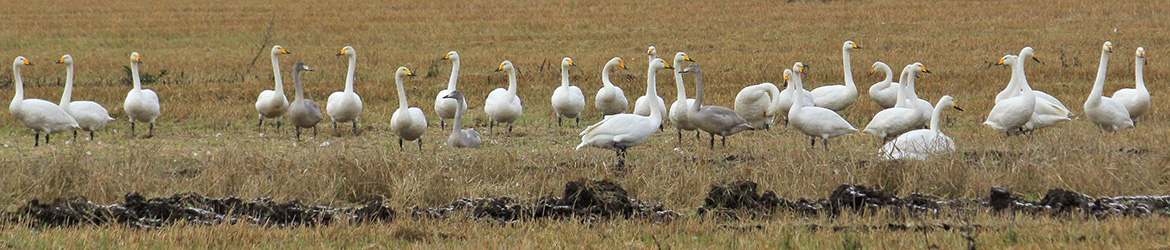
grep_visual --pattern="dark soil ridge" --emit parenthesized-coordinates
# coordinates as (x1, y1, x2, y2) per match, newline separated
(408, 179, 680, 223)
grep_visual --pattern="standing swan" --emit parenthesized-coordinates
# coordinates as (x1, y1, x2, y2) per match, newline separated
(880, 95, 963, 160)
(9, 56, 78, 146)
(1112, 47, 1150, 126)
(1000, 49, 1071, 132)
(551, 57, 585, 126)
(668, 52, 699, 140)
(863, 64, 929, 142)
(434, 51, 465, 129)
(733, 82, 781, 130)
(123, 52, 161, 138)
(903, 62, 934, 127)
(788, 62, 857, 149)
(984, 55, 1036, 135)
(443, 90, 481, 148)
(486, 60, 523, 134)
(390, 67, 427, 150)
(682, 64, 755, 149)
(634, 46, 667, 124)
(867, 61, 902, 109)
(255, 45, 291, 131)
(577, 58, 672, 166)
(57, 55, 114, 141)
(327, 46, 363, 136)
(287, 62, 322, 140)
(1084, 41, 1134, 132)
(776, 69, 815, 126)
(810, 41, 862, 111)
(595, 57, 629, 115)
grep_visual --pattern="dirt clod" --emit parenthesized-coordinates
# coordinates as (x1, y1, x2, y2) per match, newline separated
(410, 179, 679, 223)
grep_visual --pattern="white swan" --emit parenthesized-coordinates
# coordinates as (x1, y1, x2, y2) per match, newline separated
(776, 69, 815, 125)
(668, 52, 699, 140)
(486, 60, 523, 134)
(984, 55, 1036, 135)
(327, 46, 363, 136)
(634, 46, 667, 123)
(434, 51, 465, 129)
(863, 64, 927, 142)
(902, 62, 934, 127)
(1084, 41, 1134, 132)
(123, 52, 161, 138)
(867, 61, 902, 109)
(734, 82, 780, 130)
(390, 67, 427, 150)
(551, 57, 585, 126)
(287, 62, 322, 140)
(682, 64, 755, 149)
(577, 58, 671, 165)
(810, 41, 862, 111)
(595, 57, 629, 116)
(57, 55, 113, 141)
(1004, 48, 1071, 132)
(443, 90, 481, 149)
(1112, 47, 1150, 125)
(788, 62, 857, 149)
(9, 56, 78, 146)
(881, 95, 963, 160)
(255, 45, 290, 131)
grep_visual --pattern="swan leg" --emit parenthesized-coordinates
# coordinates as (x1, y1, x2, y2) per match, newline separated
(696, 131, 701, 141)
(146, 122, 154, 138)
(258, 116, 263, 130)
(809, 136, 816, 148)
(721, 135, 727, 148)
(313, 126, 318, 137)
(90, 131, 95, 141)
(558, 116, 563, 127)
(295, 127, 302, 141)
(677, 129, 682, 142)
(276, 119, 282, 131)
(34, 132, 40, 147)
(508, 123, 513, 134)
(130, 121, 136, 137)
(73, 131, 78, 142)
(46, 133, 51, 145)
(440, 119, 446, 130)
(576, 117, 580, 126)
(489, 120, 495, 134)
(352, 121, 359, 136)
(709, 132, 715, 150)
(398, 138, 404, 151)
(418, 138, 423, 151)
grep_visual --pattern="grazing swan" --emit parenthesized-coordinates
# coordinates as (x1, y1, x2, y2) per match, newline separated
(734, 82, 781, 130)
(9, 56, 78, 146)
(327, 46, 363, 136)
(123, 52, 161, 138)
(287, 62, 322, 140)
(810, 41, 862, 111)
(443, 90, 481, 148)
(668, 52, 699, 140)
(434, 51, 465, 129)
(255, 45, 291, 131)
(634, 47, 667, 123)
(577, 58, 672, 165)
(390, 67, 426, 150)
(57, 55, 113, 141)
(984, 55, 1036, 135)
(682, 64, 755, 149)
(595, 57, 629, 115)
(1112, 47, 1150, 125)
(1084, 42, 1134, 132)
(788, 62, 857, 149)
(486, 60, 523, 134)
(776, 69, 815, 125)
(881, 95, 963, 160)
(868, 61, 902, 109)
(551, 57, 585, 126)
(1001, 49, 1071, 132)
(863, 64, 928, 142)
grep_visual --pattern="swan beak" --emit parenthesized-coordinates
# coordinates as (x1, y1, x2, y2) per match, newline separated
(663, 62, 673, 69)
(57, 58, 65, 64)
(337, 48, 347, 56)
(619, 62, 627, 70)
(134, 55, 141, 63)
(495, 64, 504, 72)
(996, 58, 1006, 66)
(442, 54, 451, 60)
(1138, 49, 1145, 58)
(783, 75, 789, 85)
(853, 44, 862, 49)
(1106, 45, 1113, 53)
(647, 48, 655, 55)
(1031, 56, 1041, 64)
(280, 48, 290, 54)
(22, 58, 33, 66)
(684, 55, 694, 62)
(954, 105, 964, 111)
(568, 59, 576, 67)
(406, 69, 416, 76)
(920, 66, 932, 73)
(867, 68, 874, 77)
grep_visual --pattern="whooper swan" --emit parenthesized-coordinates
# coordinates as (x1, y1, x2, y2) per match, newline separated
(551, 57, 585, 126)
(123, 52, 161, 138)
(486, 60, 523, 134)
(867, 61, 902, 109)
(668, 52, 699, 140)
(810, 41, 862, 111)
(595, 57, 629, 116)
(1112, 47, 1150, 126)
(788, 62, 857, 149)
(57, 55, 113, 141)
(326, 46, 363, 136)
(10, 56, 78, 146)
(287, 62, 322, 140)
(255, 45, 290, 131)
(577, 58, 672, 166)
(434, 51, 465, 129)
(390, 67, 427, 150)
(1084, 41, 1134, 132)
(443, 90, 481, 149)
(863, 63, 929, 142)
(880, 95, 963, 160)
(682, 64, 755, 149)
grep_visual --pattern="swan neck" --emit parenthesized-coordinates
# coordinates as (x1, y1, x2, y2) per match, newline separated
(396, 72, 409, 110)
(895, 67, 910, 107)
(601, 62, 614, 87)
(132, 61, 142, 90)
(689, 70, 702, 114)
(272, 52, 284, 94)
(647, 68, 662, 120)
(453, 97, 465, 131)
(344, 53, 356, 93)
(788, 73, 804, 117)
(293, 68, 305, 100)
(1089, 50, 1110, 102)
(506, 67, 518, 97)
(881, 65, 893, 83)
(766, 84, 782, 115)
(11, 63, 24, 114)
(842, 48, 855, 88)
(1016, 57, 1032, 92)
(61, 61, 74, 107)
(447, 57, 460, 91)
(561, 64, 570, 88)
(905, 69, 920, 100)
(1136, 56, 1145, 90)
(930, 101, 944, 133)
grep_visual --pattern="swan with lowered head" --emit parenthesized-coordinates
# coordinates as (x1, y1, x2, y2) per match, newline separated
(326, 46, 363, 136)
(734, 78, 781, 130)
(634, 46, 667, 124)
(287, 61, 322, 140)
(255, 45, 291, 131)
(867, 61, 902, 109)
(551, 57, 585, 126)
(577, 58, 672, 165)
(863, 63, 929, 142)
(1112, 47, 1150, 126)
(443, 90, 481, 148)
(788, 62, 857, 149)
(595, 57, 629, 115)
(984, 55, 1036, 135)
(1084, 41, 1134, 132)
(881, 95, 963, 160)
(390, 67, 427, 150)
(682, 64, 755, 149)
(434, 51, 466, 129)
(810, 41, 862, 111)
(486, 60, 524, 134)
(668, 52, 699, 140)
(10, 56, 78, 146)
(57, 54, 113, 141)
(123, 52, 161, 138)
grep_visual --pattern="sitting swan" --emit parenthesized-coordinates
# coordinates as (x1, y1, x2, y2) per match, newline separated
(551, 57, 585, 126)
(984, 55, 1036, 135)
(10, 56, 78, 146)
(734, 81, 781, 130)
(287, 62, 322, 140)
(881, 95, 963, 160)
(434, 51, 465, 129)
(682, 64, 755, 149)
(486, 60, 523, 134)
(390, 67, 427, 150)
(868, 61, 902, 109)
(788, 62, 857, 149)
(577, 58, 672, 165)
(327, 46, 363, 136)
(57, 55, 114, 141)
(443, 90, 481, 149)
(255, 45, 291, 131)
(1112, 47, 1150, 126)
(123, 52, 161, 138)
(1084, 41, 1134, 132)
(634, 46, 667, 124)
(810, 41, 862, 111)
(595, 57, 629, 116)
(668, 52, 699, 140)
(864, 63, 929, 142)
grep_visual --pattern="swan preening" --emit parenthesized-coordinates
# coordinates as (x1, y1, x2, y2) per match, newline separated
(810, 41, 862, 111)
(668, 52, 699, 140)
(123, 52, 161, 138)
(595, 57, 629, 116)
(881, 95, 963, 160)
(681, 64, 754, 149)
(435, 51, 465, 129)
(734, 82, 781, 130)
(577, 58, 672, 165)
(864, 63, 930, 142)
(390, 67, 426, 150)
(487, 60, 523, 134)
(327, 46, 364, 136)
(287, 61, 322, 140)
(1084, 41, 1135, 132)
(10, 56, 79, 146)
(57, 55, 114, 141)
(1112, 47, 1150, 126)
(788, 62, 858, 149)
(551, 57, 584, 126)
(255, 45, 291, 131)
(443, 90, 481, 148)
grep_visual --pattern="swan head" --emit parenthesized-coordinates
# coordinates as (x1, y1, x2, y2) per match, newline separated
(561, 57, 576, 67)
(495, 60, 515, 72)
(1136, 47, 1145, 58)
(57, 54, 73, 65)
(782, 69, 793, 87)
(272, 45, 289, 55)
(337, 46, 355, 57)
(647, 46, 657, 57)
(997, 55, 1018, 67)
(442, 90, 465, 100)
(650, 58, 672, 71)
(396, 66, 416, 77)
(1019, 47, 1040, 63)
(609, 57, 628, 70)
(129, 52, 142, 64)
(294, 61, 313, 72)
(917, 63, 932, 74)
(1102, 41, 1113, 53)
(844, 41, 862, 50)
(793, 62, 806, 74)
(442, 51, 459, 61)
(674, 52, 694, 63)
(869, 61, 887, 77)
(940, 95, 963, 111)
(679, 64, 700, 74)
(14, 56, 32, 67)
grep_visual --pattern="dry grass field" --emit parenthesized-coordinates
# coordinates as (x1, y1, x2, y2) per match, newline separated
(3, 0, 1170, 248)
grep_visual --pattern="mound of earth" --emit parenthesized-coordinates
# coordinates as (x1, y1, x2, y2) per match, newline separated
(411, 179, 679, 223)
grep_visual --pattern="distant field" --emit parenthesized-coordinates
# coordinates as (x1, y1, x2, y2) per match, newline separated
(2, 0, 1169, 248)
